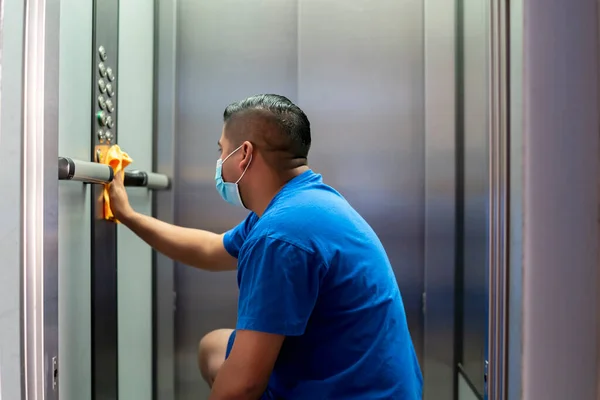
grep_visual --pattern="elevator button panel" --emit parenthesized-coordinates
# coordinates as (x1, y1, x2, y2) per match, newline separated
(92, 6, 121, 397)
(94, 44, 116, 144)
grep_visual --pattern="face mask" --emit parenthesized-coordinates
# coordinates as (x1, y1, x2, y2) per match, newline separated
(215, 144, 252, 208)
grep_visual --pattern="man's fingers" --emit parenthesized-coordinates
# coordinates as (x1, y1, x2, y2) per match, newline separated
(113, 170, 124, 184)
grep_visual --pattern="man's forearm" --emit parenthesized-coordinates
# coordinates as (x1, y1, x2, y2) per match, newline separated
(120, 211, 230, 271)
(209, 359, 267, 400)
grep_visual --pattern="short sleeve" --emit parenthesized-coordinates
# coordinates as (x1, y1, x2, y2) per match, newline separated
(223, 213, 258, 258)
(236, 236, 323, 336)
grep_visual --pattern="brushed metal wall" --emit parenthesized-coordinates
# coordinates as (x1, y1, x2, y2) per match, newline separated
(174, 1, 299, 398)
(58, 0, 93, 398)
(173, 1, 425, 398)
(0, 1, 25, 399)
(422, 1, 457, 399)
(296, 0, 425, 367)
(460, 0, 489, 394)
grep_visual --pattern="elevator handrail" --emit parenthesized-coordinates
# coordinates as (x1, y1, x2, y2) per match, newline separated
(123, 170, 171, 190)
(58, 157, 171, 190)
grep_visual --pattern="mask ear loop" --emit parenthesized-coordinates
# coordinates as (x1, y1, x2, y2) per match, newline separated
(235, 154, 252, 184)
(222, 143, 245, 164)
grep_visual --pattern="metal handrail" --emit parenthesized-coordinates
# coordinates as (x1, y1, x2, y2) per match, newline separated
(58, 157, 170, 190)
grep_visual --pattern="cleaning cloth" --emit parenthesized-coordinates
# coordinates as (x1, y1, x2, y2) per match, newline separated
(103, 144, 132, 222)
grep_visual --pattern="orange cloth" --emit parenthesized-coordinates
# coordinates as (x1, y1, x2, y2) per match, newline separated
(103, 144, 133, 222)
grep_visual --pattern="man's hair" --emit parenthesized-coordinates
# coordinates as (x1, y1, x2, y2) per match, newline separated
(223, 94, 311, 164)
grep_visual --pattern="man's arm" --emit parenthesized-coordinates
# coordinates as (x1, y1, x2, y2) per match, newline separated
(209, 330, 284, 400)
(109, 171, 236, 271)
(121, 212, 236, 271)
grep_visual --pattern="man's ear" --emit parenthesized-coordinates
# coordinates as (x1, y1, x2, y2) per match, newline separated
(240, 141, 253, 168)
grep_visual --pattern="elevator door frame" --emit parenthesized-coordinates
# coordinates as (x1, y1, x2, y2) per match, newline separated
(21, 0, 60, 398)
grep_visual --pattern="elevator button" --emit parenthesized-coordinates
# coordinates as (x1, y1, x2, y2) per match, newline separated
(99, 46, 107, 61)
(97, 130, 106, 142)
(106, 116, 114, 129)
(99, 62, 107, 77)
(106, 68, 115, 82)
(98, 95, 106, 110)
(106, 99, 114, 113)
(106, 83, 115, 97)
(98, 79, 107, 93)
(96, 111, 107, 126)
(105, 131, 113, 142)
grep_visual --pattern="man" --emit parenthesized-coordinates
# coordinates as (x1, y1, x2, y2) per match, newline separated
(108, 94, 423, 399)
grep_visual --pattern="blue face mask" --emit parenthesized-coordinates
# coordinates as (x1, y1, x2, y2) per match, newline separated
(215, 144, 252, 208)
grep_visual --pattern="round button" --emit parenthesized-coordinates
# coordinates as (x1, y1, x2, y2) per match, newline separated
(99, 46, 107, 61)
(99, 62, 107, 77)
(98, 79, 106, 93)
(105, 131, 113, 142)
(106, 83, 115, 97)
(96, 111, 107, 126)
(106, 99, 114, 113)
(97, 130, 106, 142)
(106, 116, 114, 129)
(98, 95, 106, 110)
(106, 68, 115, 82)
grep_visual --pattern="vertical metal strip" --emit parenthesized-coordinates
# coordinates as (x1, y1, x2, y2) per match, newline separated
(22, 1, 46, 397)
(152, 0, 177, 398)
(90, 0, 120, 398)
(488, 0, 509, 398)
(423, 0, 457, 398)
(22, 0, 60, 398)
(488, 0, 495, 397)
(151, 2, 159, 397)
(453, 2, 466, 398)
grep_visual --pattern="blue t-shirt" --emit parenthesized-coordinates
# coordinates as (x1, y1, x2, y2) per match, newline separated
(223, 170, 423, 399)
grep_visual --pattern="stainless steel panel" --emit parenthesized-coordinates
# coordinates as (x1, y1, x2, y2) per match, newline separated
(460, 0, 490, 394)
(423, 0, 457, 399)
(297, 0, 425, 363)
(174, 2, 298, 398)
(488, 1, 509, 398)
(117, 0, 155, 397)
(153, 0, 177, 398)
(0, 1, 25, 399)
(507, 0, 523, 398)
(58, 0, 94, 399)
(91, 1, 120, 399)
(522, 1, 599, 399)
(459, 373, 481, 400)
(22, 0, 60, 398)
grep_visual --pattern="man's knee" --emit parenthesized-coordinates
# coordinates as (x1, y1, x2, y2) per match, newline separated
(198, 329, 234, 387)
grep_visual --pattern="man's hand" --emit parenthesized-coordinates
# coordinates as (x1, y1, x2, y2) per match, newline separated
(209, 330, 284, 400)
(108, 171, 134, 221)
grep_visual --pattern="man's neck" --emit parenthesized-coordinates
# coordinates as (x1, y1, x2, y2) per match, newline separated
(252, 166, 310, 217)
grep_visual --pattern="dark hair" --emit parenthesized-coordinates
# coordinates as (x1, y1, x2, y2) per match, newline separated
(223, 94, 311, 160)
